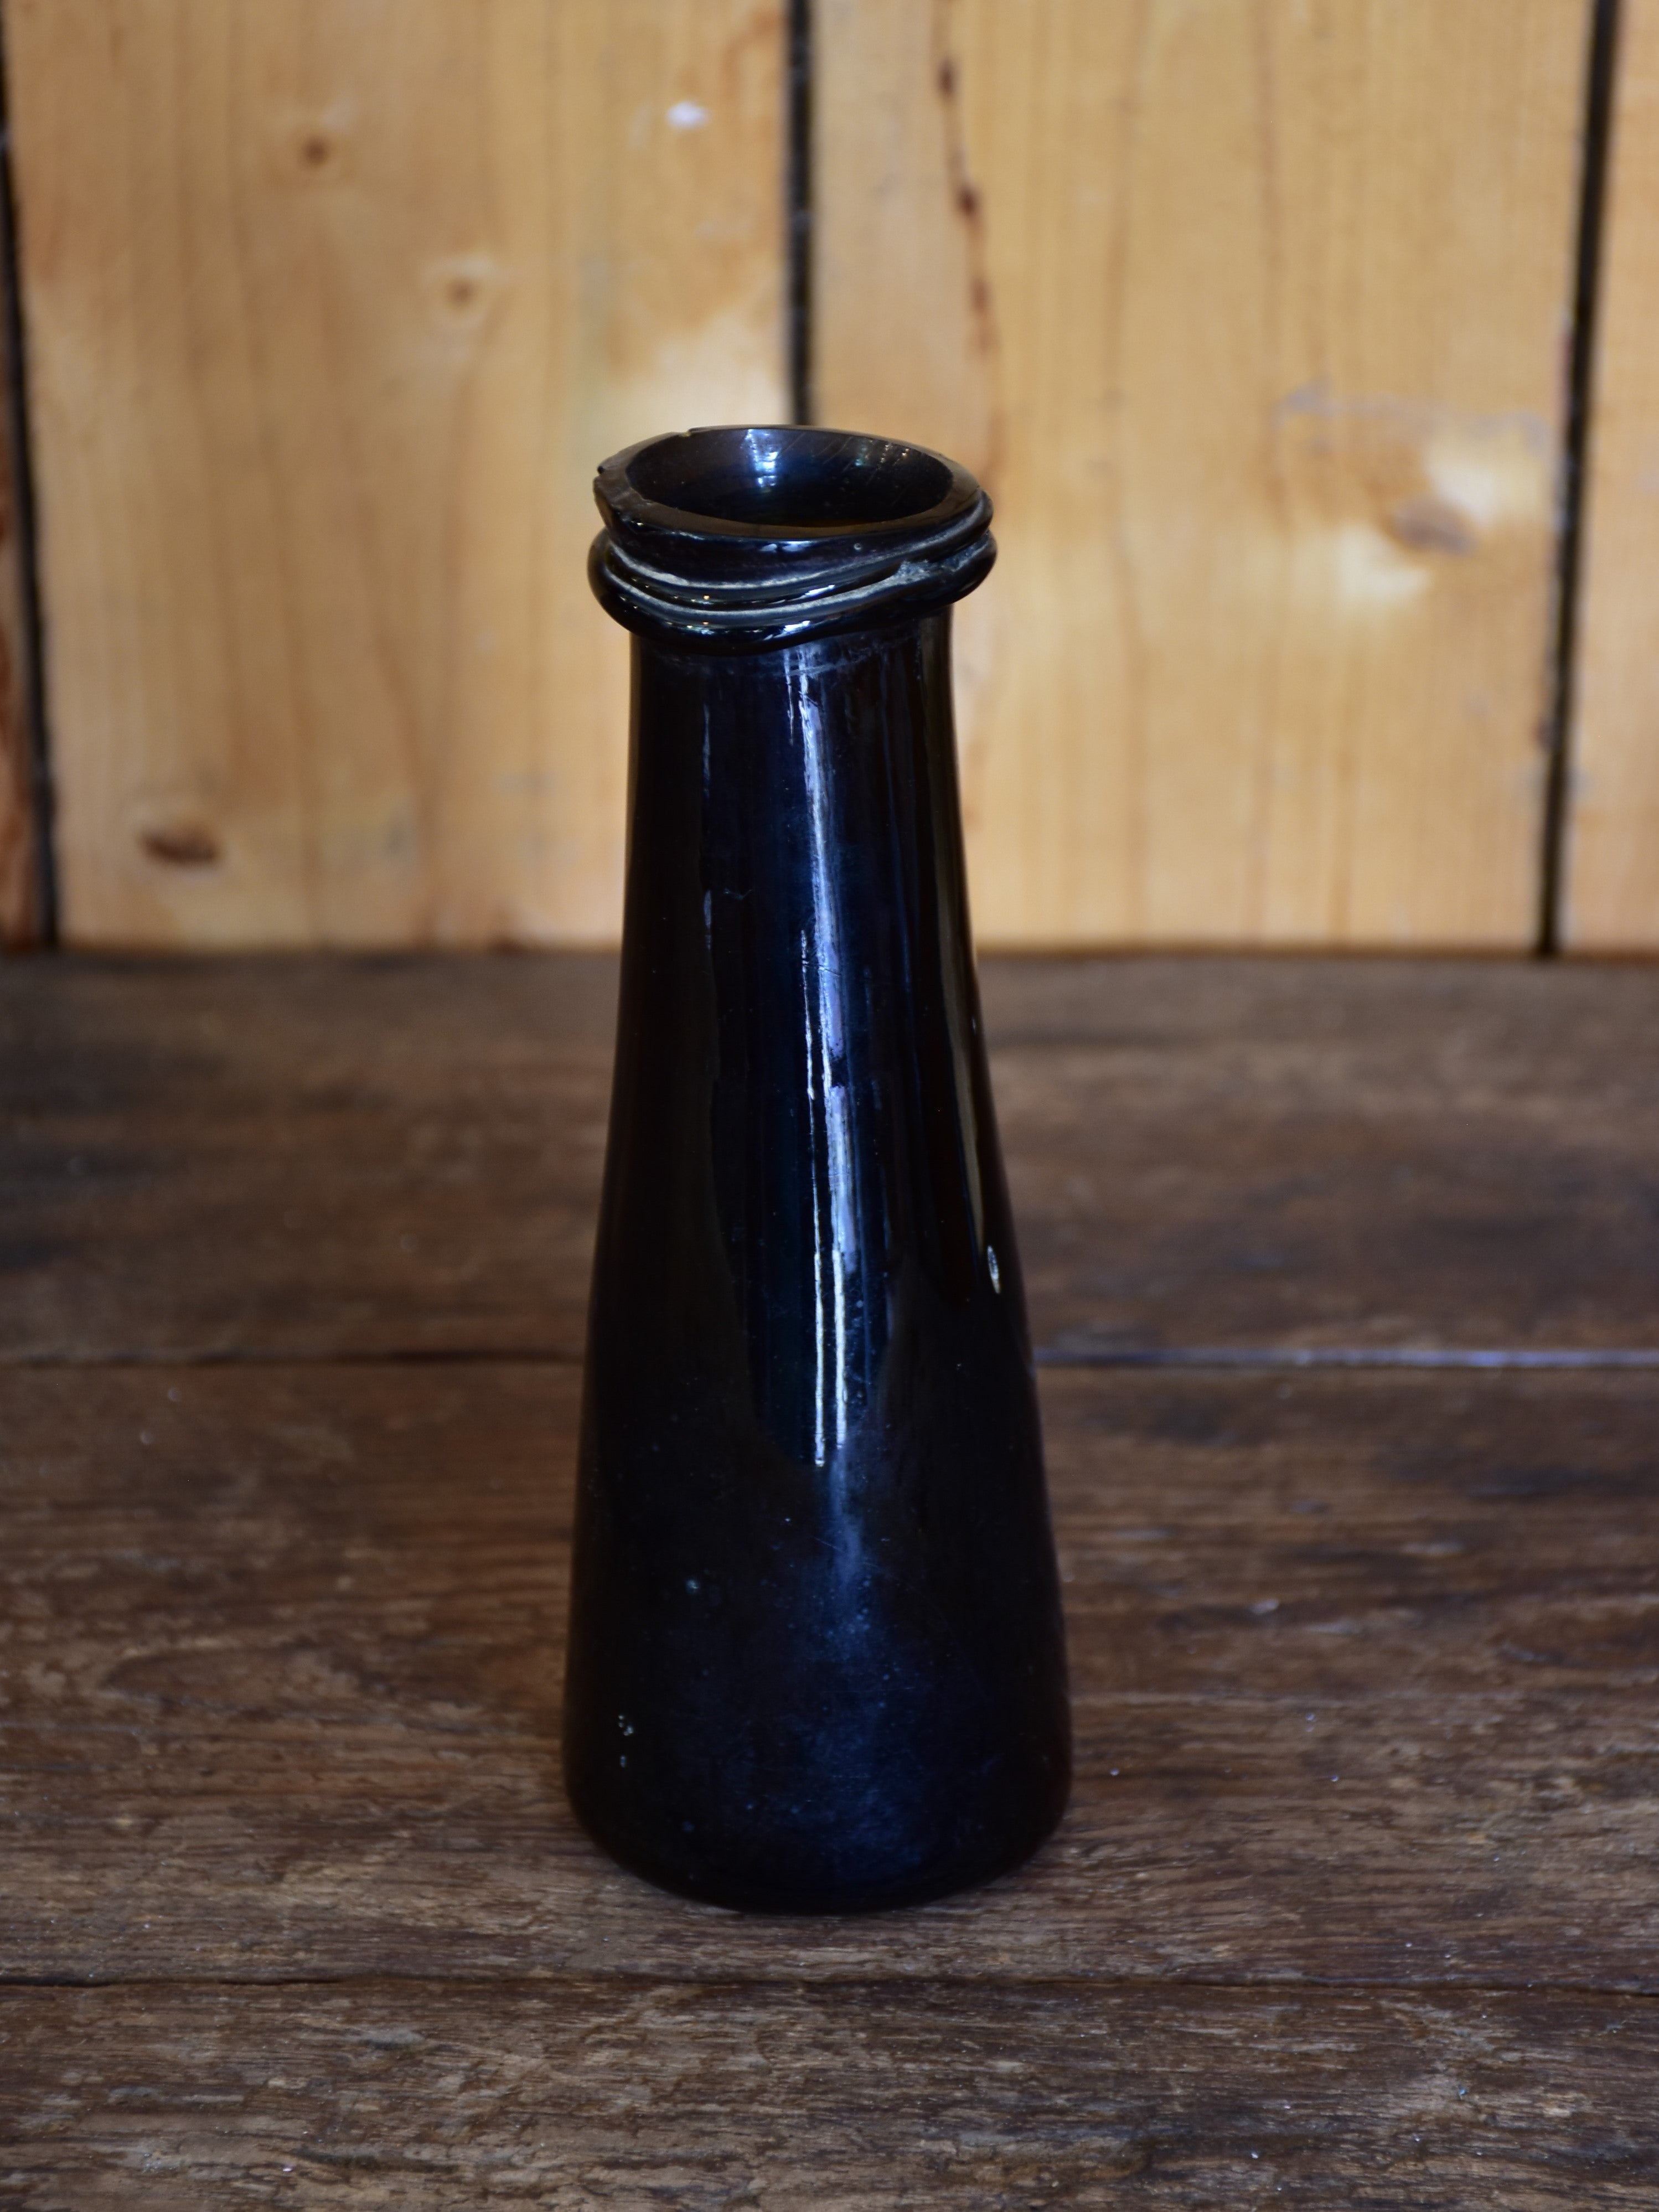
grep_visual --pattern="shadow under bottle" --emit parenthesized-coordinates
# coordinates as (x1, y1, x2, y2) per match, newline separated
(565, 425, 1070, 1913)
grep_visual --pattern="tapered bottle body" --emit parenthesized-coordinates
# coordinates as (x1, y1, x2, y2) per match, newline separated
(565, 427, 1069, 1913)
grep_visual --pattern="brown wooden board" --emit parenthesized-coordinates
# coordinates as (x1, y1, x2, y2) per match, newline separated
(4, 1362, 1656, 1992)
(982, 955, 1659, 1355)
(0, 954, 617, 1361)
(3, 1979, 1655, 2209)
(3, 955, 1657, 1362)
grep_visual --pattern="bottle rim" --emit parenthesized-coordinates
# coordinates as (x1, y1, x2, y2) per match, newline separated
(591, 425, 994, 650)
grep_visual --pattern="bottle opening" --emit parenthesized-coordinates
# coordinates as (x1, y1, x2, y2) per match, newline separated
(592, 424, 994, 650)
(626, 427, 955, 534)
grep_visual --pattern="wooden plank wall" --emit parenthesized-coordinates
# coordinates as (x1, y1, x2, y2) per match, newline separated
(1566, 0, 1659, 949)
(0, 0, 1654, 952)
(0, 188, 38, 945)
(1, 0, 784, 947)
(815, 0, 1589, 947)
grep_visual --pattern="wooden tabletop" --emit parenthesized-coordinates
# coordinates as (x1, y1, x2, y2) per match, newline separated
(3, 953, 1657, 2206)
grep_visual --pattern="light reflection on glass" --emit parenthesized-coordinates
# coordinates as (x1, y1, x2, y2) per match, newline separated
(743, 426, 783, 495)
(792, 660, 861, 1472)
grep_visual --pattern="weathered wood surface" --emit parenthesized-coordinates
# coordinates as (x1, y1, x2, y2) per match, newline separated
(2, 0, 785, 948)
(1566, 0, 1659, 949)
(815, 0, 1588, 948)
(4, 952, 1657, 2200)
(3, 1980, 1655, 2209)
(0, 954, 616, 1360)
(5, 1362, 1657, 1990)
(4, 955, 1657, 1361)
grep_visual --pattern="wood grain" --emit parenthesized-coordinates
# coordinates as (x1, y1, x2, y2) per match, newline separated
(2, 0, 785, 948)
(4, 948, 1657, 2194)
(0, 161, 38, 947)
(0, 952, 617, 1360)
(815, 0, 1588, 948)
(4, 954, 1656, 1362)
(984, 954, 1659, 1357)
(5, 1362, 1658, 1991)
(4, 1980, 1655, 2209)
(1565, 0, 1659, 948)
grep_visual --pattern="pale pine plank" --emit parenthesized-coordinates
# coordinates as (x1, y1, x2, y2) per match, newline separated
(3, 0, 785, 947)
(815, 0, 1589, 947)
(0, 188, 37, 944)
(1565, 0, 1659, 948)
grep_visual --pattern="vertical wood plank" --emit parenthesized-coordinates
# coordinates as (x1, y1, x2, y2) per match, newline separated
(0, 157, 38, 945)
(816, 0, 1589, 947)
(4, 0, 785, 947)
(1565, 0, 1659, 948)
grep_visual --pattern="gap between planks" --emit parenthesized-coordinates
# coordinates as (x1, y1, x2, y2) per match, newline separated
(6, 1345, 1657, 1372)
(9, 1982, 1659, 2017)
(1540, 0, 1625, 952)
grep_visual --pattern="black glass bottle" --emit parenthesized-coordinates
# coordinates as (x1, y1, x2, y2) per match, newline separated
(564, 425, 1070, 1913)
